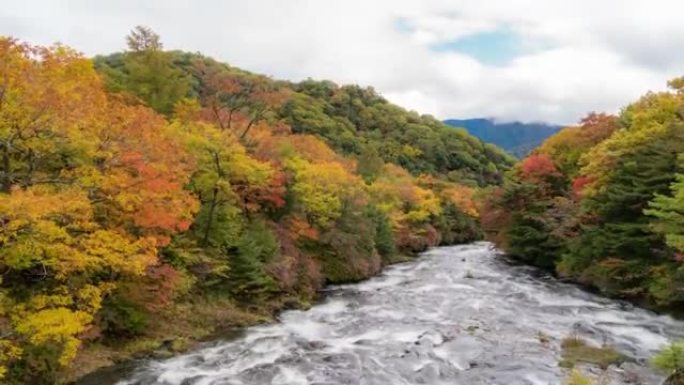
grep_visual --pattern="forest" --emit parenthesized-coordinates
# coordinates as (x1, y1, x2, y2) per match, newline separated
(0, 27, 514, 384)
(481, 78, 684, 310)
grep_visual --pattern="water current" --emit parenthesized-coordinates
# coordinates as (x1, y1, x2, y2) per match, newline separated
(112, 243, 684, 385)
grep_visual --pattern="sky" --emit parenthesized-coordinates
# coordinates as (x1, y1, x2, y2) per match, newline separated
(2, 0, 683, 125)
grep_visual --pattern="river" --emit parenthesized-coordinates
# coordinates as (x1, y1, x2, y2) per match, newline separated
(109, 243, 684, 385)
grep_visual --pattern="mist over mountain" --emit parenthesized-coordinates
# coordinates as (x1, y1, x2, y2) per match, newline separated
(444, 118, 562, 157)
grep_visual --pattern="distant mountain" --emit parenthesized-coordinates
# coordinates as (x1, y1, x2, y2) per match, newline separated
(444, 118, 563, 157)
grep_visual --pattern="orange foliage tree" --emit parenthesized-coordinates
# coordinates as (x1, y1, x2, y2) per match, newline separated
(0, 38, 197, 377)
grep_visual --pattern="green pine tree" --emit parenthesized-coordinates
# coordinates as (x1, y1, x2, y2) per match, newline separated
(227, 221, 278, 302)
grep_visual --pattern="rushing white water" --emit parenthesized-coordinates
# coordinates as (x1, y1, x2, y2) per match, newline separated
(114, 243, 684, 385)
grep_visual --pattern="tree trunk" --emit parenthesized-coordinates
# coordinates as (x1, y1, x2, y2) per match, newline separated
(212, 104, 225, 130)
(23, 148, 34, 188)
(1, 140, 11, 193)
(202, 152, 225, 247)
(201, 186, 219, 247)
(240, 119, 257, 140)
(241, 108, 265, 140)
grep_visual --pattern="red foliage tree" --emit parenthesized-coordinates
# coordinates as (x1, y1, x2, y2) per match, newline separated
(520, 154, 561, 183)
(571, 176, 593, 199)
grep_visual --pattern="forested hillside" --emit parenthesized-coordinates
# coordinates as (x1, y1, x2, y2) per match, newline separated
(444, 118, 562, 157)
(95, 44, 513, 186)
(0, 27, 513, 384)
(481, 80, 684, 310)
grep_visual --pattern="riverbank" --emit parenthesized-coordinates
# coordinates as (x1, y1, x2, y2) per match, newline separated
(501, 253, 684, 320)
(67, 298, 273, 384)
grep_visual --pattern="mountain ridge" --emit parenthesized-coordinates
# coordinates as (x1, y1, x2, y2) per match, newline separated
(444, 118, 563, 157)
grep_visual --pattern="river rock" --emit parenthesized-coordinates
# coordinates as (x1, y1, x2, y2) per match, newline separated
(664, 369, 684, 385)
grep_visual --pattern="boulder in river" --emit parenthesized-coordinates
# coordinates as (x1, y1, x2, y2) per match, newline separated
(665, 369, 684, 385)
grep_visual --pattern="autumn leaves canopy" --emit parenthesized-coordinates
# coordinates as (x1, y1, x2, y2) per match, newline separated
(0, 29, 505, 384)
(481, 81, 684, 308)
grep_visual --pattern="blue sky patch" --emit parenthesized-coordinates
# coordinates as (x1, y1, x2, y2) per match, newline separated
(431, 28, 523, 66)
(394, 17, 412, 33)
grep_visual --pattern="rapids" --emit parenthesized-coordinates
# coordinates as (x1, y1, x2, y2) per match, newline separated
(111, 243, 684, 385)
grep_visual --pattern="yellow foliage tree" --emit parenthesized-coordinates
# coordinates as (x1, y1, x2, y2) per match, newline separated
(286, 155, 365, 227)
(0, 38, 197, 377)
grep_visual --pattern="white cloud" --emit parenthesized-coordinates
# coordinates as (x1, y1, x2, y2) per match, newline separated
(1, 0, 682, 124)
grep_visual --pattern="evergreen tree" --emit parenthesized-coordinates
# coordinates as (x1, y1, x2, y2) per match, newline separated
(98, 26, 191, 115)
(560, 124, 684, 296)
(227, 221, 278, 302)
(365, 205, 397, 262)
(647, 154, 684, 254)
(356, 145, 384, 183)
(503, 182, 564, 269)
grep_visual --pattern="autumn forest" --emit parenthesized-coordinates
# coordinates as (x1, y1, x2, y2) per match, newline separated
(0, 27, 515, 384)
(2, 25, 684, 385)
(482, 82, 684, 308)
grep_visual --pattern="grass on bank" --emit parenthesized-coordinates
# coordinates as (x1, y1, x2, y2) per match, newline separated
(62, 297, 276, 383)
(559, 335, 625, 369)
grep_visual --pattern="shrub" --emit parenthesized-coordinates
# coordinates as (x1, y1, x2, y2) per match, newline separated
(652, 342, 684, 373)
(565, 369, 593, 385)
